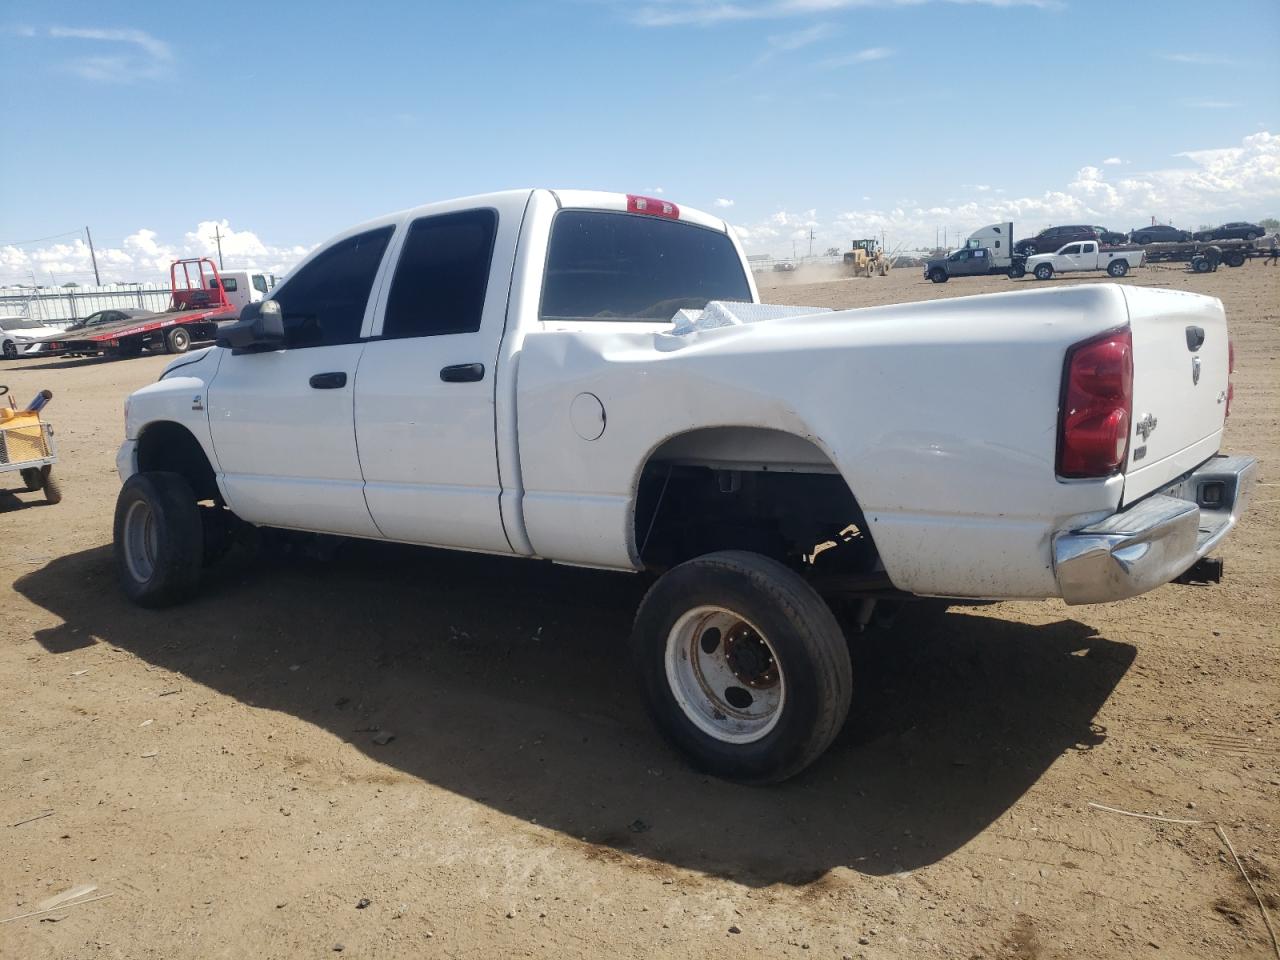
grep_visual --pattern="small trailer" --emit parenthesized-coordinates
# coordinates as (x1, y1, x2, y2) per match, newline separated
(1141, 238, 1257, 267)
(39, 258, 239, 359)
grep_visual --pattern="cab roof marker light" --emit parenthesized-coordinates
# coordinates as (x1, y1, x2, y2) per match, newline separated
(627, 195, 680, 219)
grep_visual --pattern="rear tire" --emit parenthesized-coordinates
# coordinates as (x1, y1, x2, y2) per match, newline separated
(1225, 251, 1246, 268)
(113, 471, 204, 607)
(41, 466, 62, 505)
(20, 467, 42, 491)
(1193, 257, 1213, 273)
(1244, 231, 1258, 242)
(1034, 263, 1054, 280)
(928, 268, 948, 284)
(1107, 260, 1129, 277)
(632, 550, 852, 784)
(116, 341, 143, 359)
(165, 327, 192, 354)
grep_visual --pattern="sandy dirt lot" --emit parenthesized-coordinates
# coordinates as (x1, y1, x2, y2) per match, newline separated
(2, 262, 1276, 959)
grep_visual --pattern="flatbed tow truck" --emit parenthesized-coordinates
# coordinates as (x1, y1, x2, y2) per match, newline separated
(41, 258, 238, 359)
(1141, 237, 1258, 267)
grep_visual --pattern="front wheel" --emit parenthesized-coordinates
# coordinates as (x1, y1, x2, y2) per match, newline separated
(928, 268, 948, 284)
(2, 340, 15, 360)
(632, 551, 852, 784)
(113, 471, 204, 607)
(1107, 260, 1129, 277)
(1034, 263, 1054, 280)
(1244, 232, 1258, 242)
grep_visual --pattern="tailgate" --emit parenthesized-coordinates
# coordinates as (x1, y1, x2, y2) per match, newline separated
(1121, 286, 1229, 505)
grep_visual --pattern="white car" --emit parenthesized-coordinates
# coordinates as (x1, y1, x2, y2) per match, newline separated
(1022, 240, 1145, 280)
(1, 316, 66, 359)
(114, 188, 1257, 783)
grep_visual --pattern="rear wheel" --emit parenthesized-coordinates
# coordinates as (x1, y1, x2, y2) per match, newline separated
(1193, 257, 1213, 273)
(20, 467, 42, 491)
(113, 471, 203, 607)
(1244, 231, 1259, 242)
(165, 327, 192, 354)
(928, 268, 948, 284)
(632, 550, 852, 784)
(1225, 251, 1246, 268)
(1107, 260, 1129, 277)
(40, 466, 62, 505)
(1034, 263, 1054, 280)
(115, 340, 143, 358)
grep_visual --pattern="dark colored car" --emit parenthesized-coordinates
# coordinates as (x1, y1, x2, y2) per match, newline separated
(1013, 224, 1098, 256)
(1091, 226, 1128, 246)
(67, 308, 155, 332)
(1194, 221, 1266, 242)
(1129, 225, 1193, 244)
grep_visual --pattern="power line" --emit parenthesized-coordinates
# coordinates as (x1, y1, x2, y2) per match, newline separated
(0, 228, 84, 247)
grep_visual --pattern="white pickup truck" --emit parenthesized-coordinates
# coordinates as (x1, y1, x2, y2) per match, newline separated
(1022, 240, 1145, 280)
(114, 189, 1256, 783)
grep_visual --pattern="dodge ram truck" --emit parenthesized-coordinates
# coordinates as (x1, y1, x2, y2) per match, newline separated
(114, 189, 1257, 783)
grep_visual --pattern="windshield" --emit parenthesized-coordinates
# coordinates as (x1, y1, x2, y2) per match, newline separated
(540, 211, 751, 321)
(1, 318, 51, 332)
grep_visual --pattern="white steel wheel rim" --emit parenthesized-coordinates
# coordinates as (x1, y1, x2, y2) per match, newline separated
(123, 499, 159, 583)
(664, 606, 786, 744)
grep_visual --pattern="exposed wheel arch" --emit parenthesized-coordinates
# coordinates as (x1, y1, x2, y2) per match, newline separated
(135, 421, 219, 502)
(631, 426, 879, 577)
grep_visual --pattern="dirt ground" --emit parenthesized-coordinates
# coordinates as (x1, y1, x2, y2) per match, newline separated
(1, 262, 1276, 959)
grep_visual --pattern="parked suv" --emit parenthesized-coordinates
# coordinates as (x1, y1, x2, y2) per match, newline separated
(1130, 225, 1193, 245)
(1194, 222, 1266, 242)
(1014, 225, 1098, 255)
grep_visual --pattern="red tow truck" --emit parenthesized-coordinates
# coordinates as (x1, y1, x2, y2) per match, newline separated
(41, 258, 239, 359)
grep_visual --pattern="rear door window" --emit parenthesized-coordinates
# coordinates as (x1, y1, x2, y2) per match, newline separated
(382, 209, 498, 338)
(541, 211, 751, 321)
(273, 227, 394, 349)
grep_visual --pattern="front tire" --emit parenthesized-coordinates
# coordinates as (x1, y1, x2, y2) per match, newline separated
(113, 472, 204, 607)
(40, 466, 62, 505)
(1034, 263, 1054, 280)
(1107, 260, 1129, 277)
(1244, 231, 1258, 242)
(928, 268, 948, 284)
(2, 340, 15, 360)
(632, 550, 852, 784)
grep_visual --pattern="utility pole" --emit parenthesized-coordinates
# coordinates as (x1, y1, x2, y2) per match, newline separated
(85, 226, 101, 286)
(211, 225, 224, 269)
(808, 227, 815, 259)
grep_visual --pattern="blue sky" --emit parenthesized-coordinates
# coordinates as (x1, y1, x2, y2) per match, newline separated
(1, 0, 1277, 282)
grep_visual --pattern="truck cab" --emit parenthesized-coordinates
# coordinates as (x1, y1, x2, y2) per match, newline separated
(207, 270, 277, 313)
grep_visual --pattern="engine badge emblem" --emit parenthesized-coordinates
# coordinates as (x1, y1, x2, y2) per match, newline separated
(1135, 413, 1158, 441)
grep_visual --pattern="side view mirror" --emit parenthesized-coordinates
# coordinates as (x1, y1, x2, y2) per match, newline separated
(216, 300, 284, 353)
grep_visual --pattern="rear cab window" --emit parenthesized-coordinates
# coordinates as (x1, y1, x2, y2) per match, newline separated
(540, 211, 751, 322)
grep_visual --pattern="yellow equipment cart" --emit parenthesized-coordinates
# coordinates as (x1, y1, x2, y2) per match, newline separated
(0, 386, 61, 504)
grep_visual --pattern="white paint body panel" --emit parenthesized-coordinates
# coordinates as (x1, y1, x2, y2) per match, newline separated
(118, 188, 1235, 602)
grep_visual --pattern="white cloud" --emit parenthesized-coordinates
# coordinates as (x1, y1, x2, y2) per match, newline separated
(629, 0, 1057, 27)
(714, 198, 735, 207)
(1103, 157, 1123, 165)
(0, 221, 313, 286)
(644, 186, 666, 195)
(755, 22, 833, 62)
(1161, 52, 1232, 66)
(816, 46, 892, 68)
(42, 25, 172, 82)
(728, 130, 1280, 254)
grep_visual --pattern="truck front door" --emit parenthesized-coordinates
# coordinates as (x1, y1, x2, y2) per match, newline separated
(354, 197, 525, 553)
(205, 226, 394, 537)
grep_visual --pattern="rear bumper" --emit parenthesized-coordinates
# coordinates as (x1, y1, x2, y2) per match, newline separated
(1052, 454, 1257, 605)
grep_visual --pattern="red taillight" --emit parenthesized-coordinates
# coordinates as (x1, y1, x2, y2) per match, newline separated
(626, 194, 679, 219)
(1226, 336, 1235, 418)
(1058, 326, 1133, 478)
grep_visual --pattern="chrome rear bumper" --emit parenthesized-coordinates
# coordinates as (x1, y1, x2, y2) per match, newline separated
(1053, 454, 1257, 605)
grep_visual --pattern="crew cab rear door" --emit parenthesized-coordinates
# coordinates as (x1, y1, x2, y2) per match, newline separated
(354, 192, 528, 553)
